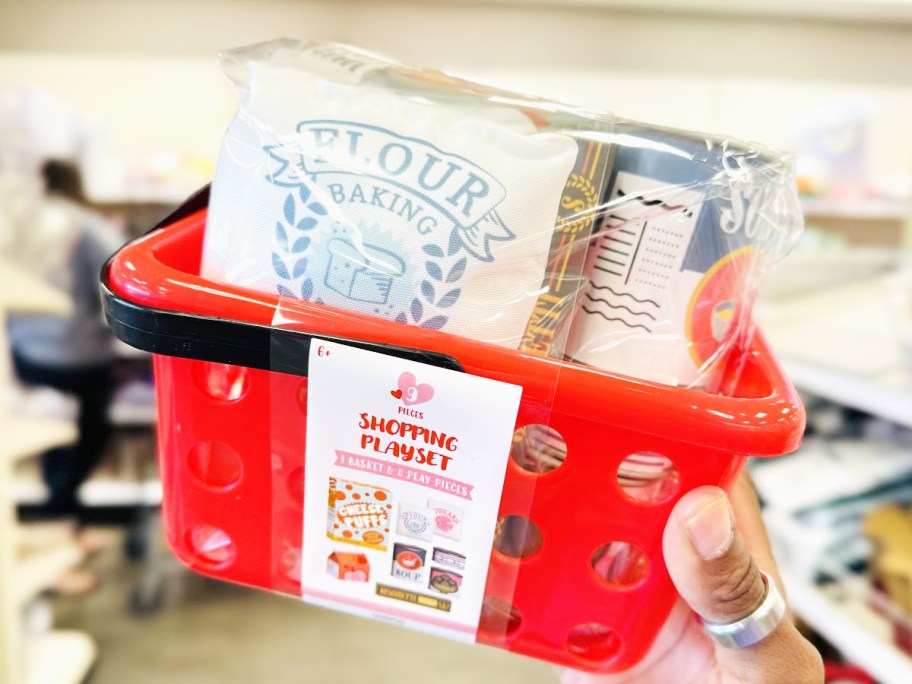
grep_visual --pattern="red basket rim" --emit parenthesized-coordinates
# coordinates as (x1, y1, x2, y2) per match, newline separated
(104, 208, 805, 457)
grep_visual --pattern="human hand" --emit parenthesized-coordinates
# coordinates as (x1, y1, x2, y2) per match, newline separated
(558, 472, 823, 684)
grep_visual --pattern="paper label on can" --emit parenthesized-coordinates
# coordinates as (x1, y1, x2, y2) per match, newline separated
(566, 171, 725, 385)
(302, 339, 522, 642)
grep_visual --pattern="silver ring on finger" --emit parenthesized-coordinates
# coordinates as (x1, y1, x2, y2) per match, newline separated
(699, 571, 787, 649)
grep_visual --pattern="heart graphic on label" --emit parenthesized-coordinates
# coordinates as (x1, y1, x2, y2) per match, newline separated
(397, 372, 434, 406)
(390, 389, 403, 399)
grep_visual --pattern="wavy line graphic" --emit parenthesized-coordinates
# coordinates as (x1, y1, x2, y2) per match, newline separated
(584, 294, 657, 320)
(588, 284, 659, 307)
(616, 188, 688, 213)
(581, 306, 652, 332)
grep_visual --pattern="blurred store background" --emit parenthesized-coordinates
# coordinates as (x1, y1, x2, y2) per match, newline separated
(0, 1, 911, 683)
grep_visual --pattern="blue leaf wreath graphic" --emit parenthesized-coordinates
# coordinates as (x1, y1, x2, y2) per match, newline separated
(407, 240, 468, 328)
(271, 187, 469, 328)
(273, 189, 321, 302)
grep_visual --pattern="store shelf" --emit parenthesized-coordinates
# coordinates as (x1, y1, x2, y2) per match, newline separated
(13, 477, 162, 508)
(782, 358, 912, 429)
(2, 417, 77, 463)
(466, 0, 912, 24)
(800, 196, 909, 222)
(89, 185, 193, 206)
(109, 400, 157, 427)
(114, 339, 150, 360)
(759, 274, 911, 428)
(25, 630, 96, 684)
(14, 543, 84, 609)
(1, 263, 92, 684)
(762, 248, 899, 300)
(80, 479, 162, 507)
(0, 259, 71, 316)
(782, 568, 912, 684)
(13, 522, 75, 555)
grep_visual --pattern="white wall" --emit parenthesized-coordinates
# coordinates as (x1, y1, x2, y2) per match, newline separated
(1, 0, 910, 197)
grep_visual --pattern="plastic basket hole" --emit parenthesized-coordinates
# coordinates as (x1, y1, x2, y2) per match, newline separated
(187, 442, 243, 491)
(510, 424, 567, 474)
(478, 597, 522, 637)
(617, 452, 679, 504)
(567, 623, 622, 663)
(591, 542, 649, 587)
(286, 467, 304, 507)
(493, 516, 543, 559)
(193, 361, 250, 402)
(187, 525, 236, 569)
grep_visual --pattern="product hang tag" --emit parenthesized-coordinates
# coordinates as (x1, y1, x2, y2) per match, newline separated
(302, 339, 522, 642)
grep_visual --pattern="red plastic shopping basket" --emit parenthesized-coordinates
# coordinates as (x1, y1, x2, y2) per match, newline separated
(101, 190, 804, 673)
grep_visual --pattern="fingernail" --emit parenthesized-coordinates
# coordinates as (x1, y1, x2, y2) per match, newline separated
(685, 493, 734, 561)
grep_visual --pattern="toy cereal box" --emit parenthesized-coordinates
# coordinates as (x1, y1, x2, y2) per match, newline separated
(327, 477, 392, 551)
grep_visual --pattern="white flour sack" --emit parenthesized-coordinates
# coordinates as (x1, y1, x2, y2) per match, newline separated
(202, 40, 581, 349)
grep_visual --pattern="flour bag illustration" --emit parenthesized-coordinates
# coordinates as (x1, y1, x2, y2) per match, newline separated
(201, 40, 614, 354)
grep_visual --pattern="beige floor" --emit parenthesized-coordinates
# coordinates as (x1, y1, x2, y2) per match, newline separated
(52, 532, 557, 684)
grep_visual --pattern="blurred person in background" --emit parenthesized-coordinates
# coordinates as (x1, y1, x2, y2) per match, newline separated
(6, 159, 122, 586)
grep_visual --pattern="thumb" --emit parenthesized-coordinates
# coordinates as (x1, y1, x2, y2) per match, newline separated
(663, 486, 822, 684)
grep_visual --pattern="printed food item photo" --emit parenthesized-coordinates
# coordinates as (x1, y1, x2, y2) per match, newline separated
(327, 478, 392, 551)
(429, 498, 464, 541)
(327, 551, 371, 582)
(432, 548, 466, 571)
(391, 543, 428, 583)
(429, 568, 462, 597)
(396, 502, 435, 542)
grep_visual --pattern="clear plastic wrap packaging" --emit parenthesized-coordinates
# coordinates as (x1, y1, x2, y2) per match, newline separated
(203, 40, 802, 387)
(102, 40, 806, 674)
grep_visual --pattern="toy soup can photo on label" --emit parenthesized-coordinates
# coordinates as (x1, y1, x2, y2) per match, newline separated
(391, 543, 428, 583)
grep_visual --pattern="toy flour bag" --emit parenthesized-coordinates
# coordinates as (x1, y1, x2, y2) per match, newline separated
(203, 40, 616, 357)
(101, 39, 806, 676)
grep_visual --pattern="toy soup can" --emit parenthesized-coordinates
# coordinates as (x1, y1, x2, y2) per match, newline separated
(566, 122, 795, 389)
